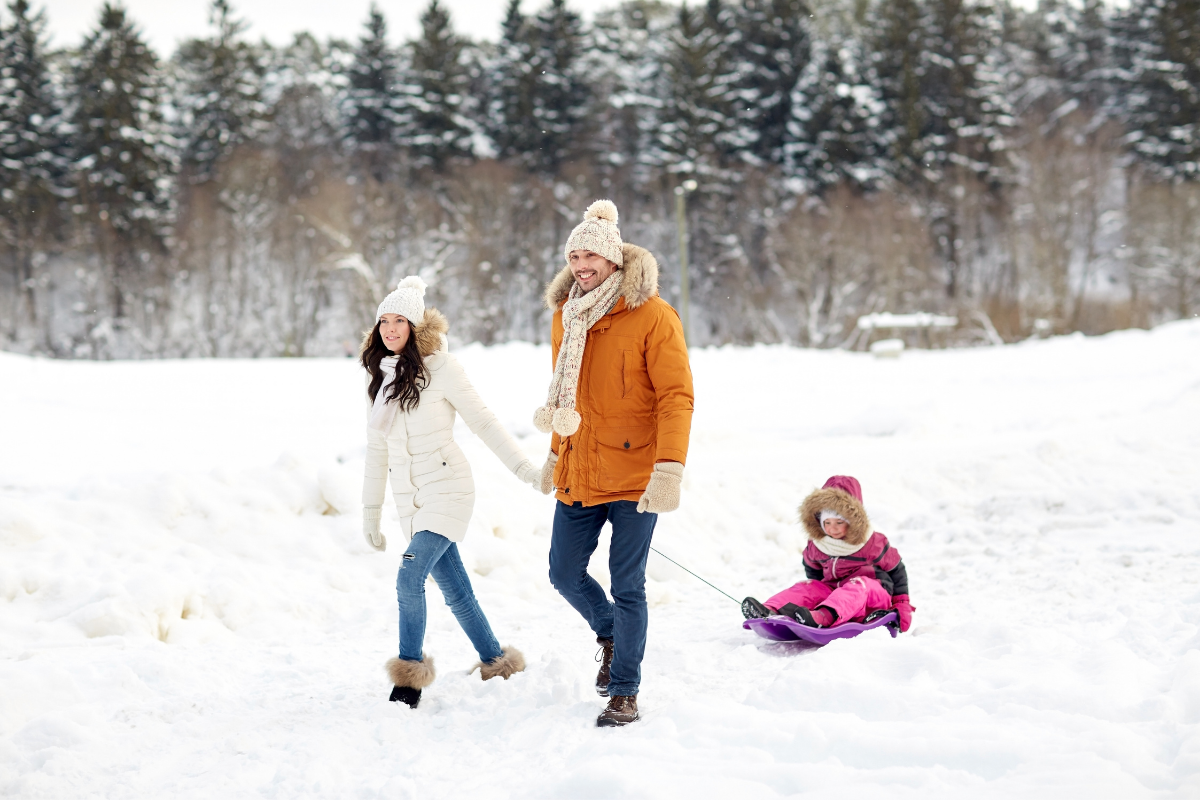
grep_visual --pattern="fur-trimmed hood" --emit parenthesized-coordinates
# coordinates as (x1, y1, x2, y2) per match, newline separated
(799, 475, 872, 546)
(415, 307, 449, 357)
(544, 243, 660, 312)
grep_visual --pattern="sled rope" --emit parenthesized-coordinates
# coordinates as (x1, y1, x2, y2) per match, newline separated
(650, 546, 740, 605)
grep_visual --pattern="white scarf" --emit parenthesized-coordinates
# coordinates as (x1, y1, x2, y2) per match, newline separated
(534, 270, 624, 437)
(812, 535, 868, 557)
(368, 355, 401, 434)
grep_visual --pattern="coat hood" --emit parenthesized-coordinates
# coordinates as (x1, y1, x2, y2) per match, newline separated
(415, 307, 449, 357)
(544, 242, 660, 312)
(799, 475, 872, 546)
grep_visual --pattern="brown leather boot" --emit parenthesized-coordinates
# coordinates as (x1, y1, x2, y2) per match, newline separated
(595, 637, 614, 697)
(596, 694, 639, 727)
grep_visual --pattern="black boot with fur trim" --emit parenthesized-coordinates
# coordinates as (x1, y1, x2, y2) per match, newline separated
(386, 655, 436, 707)
(595, 637, 615, 697)
(596, 695, 639, 727)
(476, 646, 526, 680)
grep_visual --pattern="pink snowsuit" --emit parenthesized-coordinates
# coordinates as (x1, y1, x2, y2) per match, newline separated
(765, 532, 903, 624)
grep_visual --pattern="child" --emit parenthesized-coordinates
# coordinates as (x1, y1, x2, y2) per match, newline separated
(742, 475, 915, 632)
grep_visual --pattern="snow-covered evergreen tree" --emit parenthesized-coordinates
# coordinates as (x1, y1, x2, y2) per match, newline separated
(652, 0, 747, 174)
(785, 34, 886, 193)
(173, 0, 267, 183)
(0, 0, 69, 324)
(484, 0, 537, 163)
(734, 0, 815, 166)
(398, 0, 475, 170)
(486, 0, 589, 174)
(341, 4, 405, 151)
(1114, 0, 1200, 180)
(264, 33, 340, 157)
(70, 2, 174, 317)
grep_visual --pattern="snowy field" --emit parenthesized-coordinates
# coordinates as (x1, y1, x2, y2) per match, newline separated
(2, 321, 1200, 799)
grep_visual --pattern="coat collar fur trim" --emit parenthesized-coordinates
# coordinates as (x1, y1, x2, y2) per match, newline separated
(544, 243, 659, 312)
(799, 487, 872, 546)
(415, 307, 449, 357)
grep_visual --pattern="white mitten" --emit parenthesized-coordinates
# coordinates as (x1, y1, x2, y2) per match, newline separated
(539, 451, 559, 496)
(636, 462, 684, 514)
(363, 505, 386, 551)
(514, 460, 541, 491)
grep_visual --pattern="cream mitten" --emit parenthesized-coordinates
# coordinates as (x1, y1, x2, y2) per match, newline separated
(363, 505, 386, 551)
(539, 452, 559, 495)
(636, 462, 684, 514)
(514, 460, 541, 490)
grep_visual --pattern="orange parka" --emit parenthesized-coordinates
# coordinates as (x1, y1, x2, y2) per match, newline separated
(547, 243, 695, 507)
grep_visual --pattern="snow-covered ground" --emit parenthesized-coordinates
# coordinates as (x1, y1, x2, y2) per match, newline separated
(2, 322, 1199, 799)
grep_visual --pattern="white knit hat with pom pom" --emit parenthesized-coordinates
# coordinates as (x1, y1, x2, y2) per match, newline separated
(563, 199, 624, 266)
(376, 276, 427, 324)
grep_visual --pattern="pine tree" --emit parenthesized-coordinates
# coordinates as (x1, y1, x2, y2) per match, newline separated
(870, 0, 1003, 187)
(529, 0, 590, 174)
(341, 4, 404, 151)
(734, 0, 815, 165)
(71, 2, 173, 318)
(1115, 0, 1200, 180)
(487, 0, 589, 174)
(485, 0, 538, 163)
(653, 0, 747, 174)
(0, 0, 69, 322)
(173, 0, 267, 182)
(398, 0, 475, 170)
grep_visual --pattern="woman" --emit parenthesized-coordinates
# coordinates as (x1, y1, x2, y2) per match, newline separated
(361, 276, 541, 708)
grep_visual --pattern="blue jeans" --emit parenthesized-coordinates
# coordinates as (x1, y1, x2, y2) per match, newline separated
(395, 530, 503, 665)
(548, 500, 658, 697)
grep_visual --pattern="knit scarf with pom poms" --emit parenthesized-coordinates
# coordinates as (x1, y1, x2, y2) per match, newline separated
(533, 269, 624, 437)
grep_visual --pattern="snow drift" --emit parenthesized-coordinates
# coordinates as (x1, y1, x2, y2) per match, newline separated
(2, 322, 1199, 798)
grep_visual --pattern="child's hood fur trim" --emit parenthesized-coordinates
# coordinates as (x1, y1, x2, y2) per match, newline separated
(799, 487, 872, 546)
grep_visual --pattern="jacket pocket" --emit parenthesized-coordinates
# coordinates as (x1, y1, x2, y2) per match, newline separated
(412, 448, 455, 486)
(594, 426, 655, 493)
(622, 350, 635, 398)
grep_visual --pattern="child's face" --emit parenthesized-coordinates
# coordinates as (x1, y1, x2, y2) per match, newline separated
(823, 518, 850, 539)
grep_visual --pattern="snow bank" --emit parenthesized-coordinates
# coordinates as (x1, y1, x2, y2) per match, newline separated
(2, 323, 1199, 798)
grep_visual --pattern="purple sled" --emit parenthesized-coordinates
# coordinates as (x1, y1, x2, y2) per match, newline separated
(743, 610, 899, 645)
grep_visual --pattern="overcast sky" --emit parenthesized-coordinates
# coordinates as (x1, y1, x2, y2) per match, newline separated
(29, 1, 600, 54)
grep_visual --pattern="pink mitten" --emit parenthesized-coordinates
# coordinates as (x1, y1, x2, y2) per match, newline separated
(891, 594, 915, 632)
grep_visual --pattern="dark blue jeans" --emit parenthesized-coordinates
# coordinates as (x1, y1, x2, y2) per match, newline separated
(395, 530, 503, 665)
(548, 500, 658, 697)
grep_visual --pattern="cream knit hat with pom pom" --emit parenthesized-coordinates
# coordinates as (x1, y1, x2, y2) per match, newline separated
(376, 276, 427, 324)
(563, 199, 624, 266)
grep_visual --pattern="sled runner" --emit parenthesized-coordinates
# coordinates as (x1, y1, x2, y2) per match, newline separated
(743, 609, 899, 645)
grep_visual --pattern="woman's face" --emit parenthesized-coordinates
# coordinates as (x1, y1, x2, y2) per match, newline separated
(379, 314, 411, 353)
(823, 517, 850, 540)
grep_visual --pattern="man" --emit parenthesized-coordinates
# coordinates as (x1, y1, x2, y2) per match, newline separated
(534, 199, 694, 727)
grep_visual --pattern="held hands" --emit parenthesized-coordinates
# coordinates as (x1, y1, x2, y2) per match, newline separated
(636, 462, 684, 514)
(514, 460, 542, 491)
(891, 594, 915, 632)
(538, 452, 558, 496)
(363, 505, 386, 552)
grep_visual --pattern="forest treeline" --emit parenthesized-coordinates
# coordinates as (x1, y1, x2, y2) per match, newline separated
(1, 0, 1198, 357)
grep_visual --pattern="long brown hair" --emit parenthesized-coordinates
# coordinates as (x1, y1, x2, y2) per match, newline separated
(359, 319, 429, 412)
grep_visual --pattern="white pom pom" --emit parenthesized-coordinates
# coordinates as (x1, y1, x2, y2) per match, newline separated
(551, 408, 581, 437)
(533, 406, 555, 434)
(397, 276, 427, 296)
(584, 199, 618, 225)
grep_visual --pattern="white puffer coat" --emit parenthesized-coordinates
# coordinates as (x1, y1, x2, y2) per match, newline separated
(362, 309, 536, 543)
